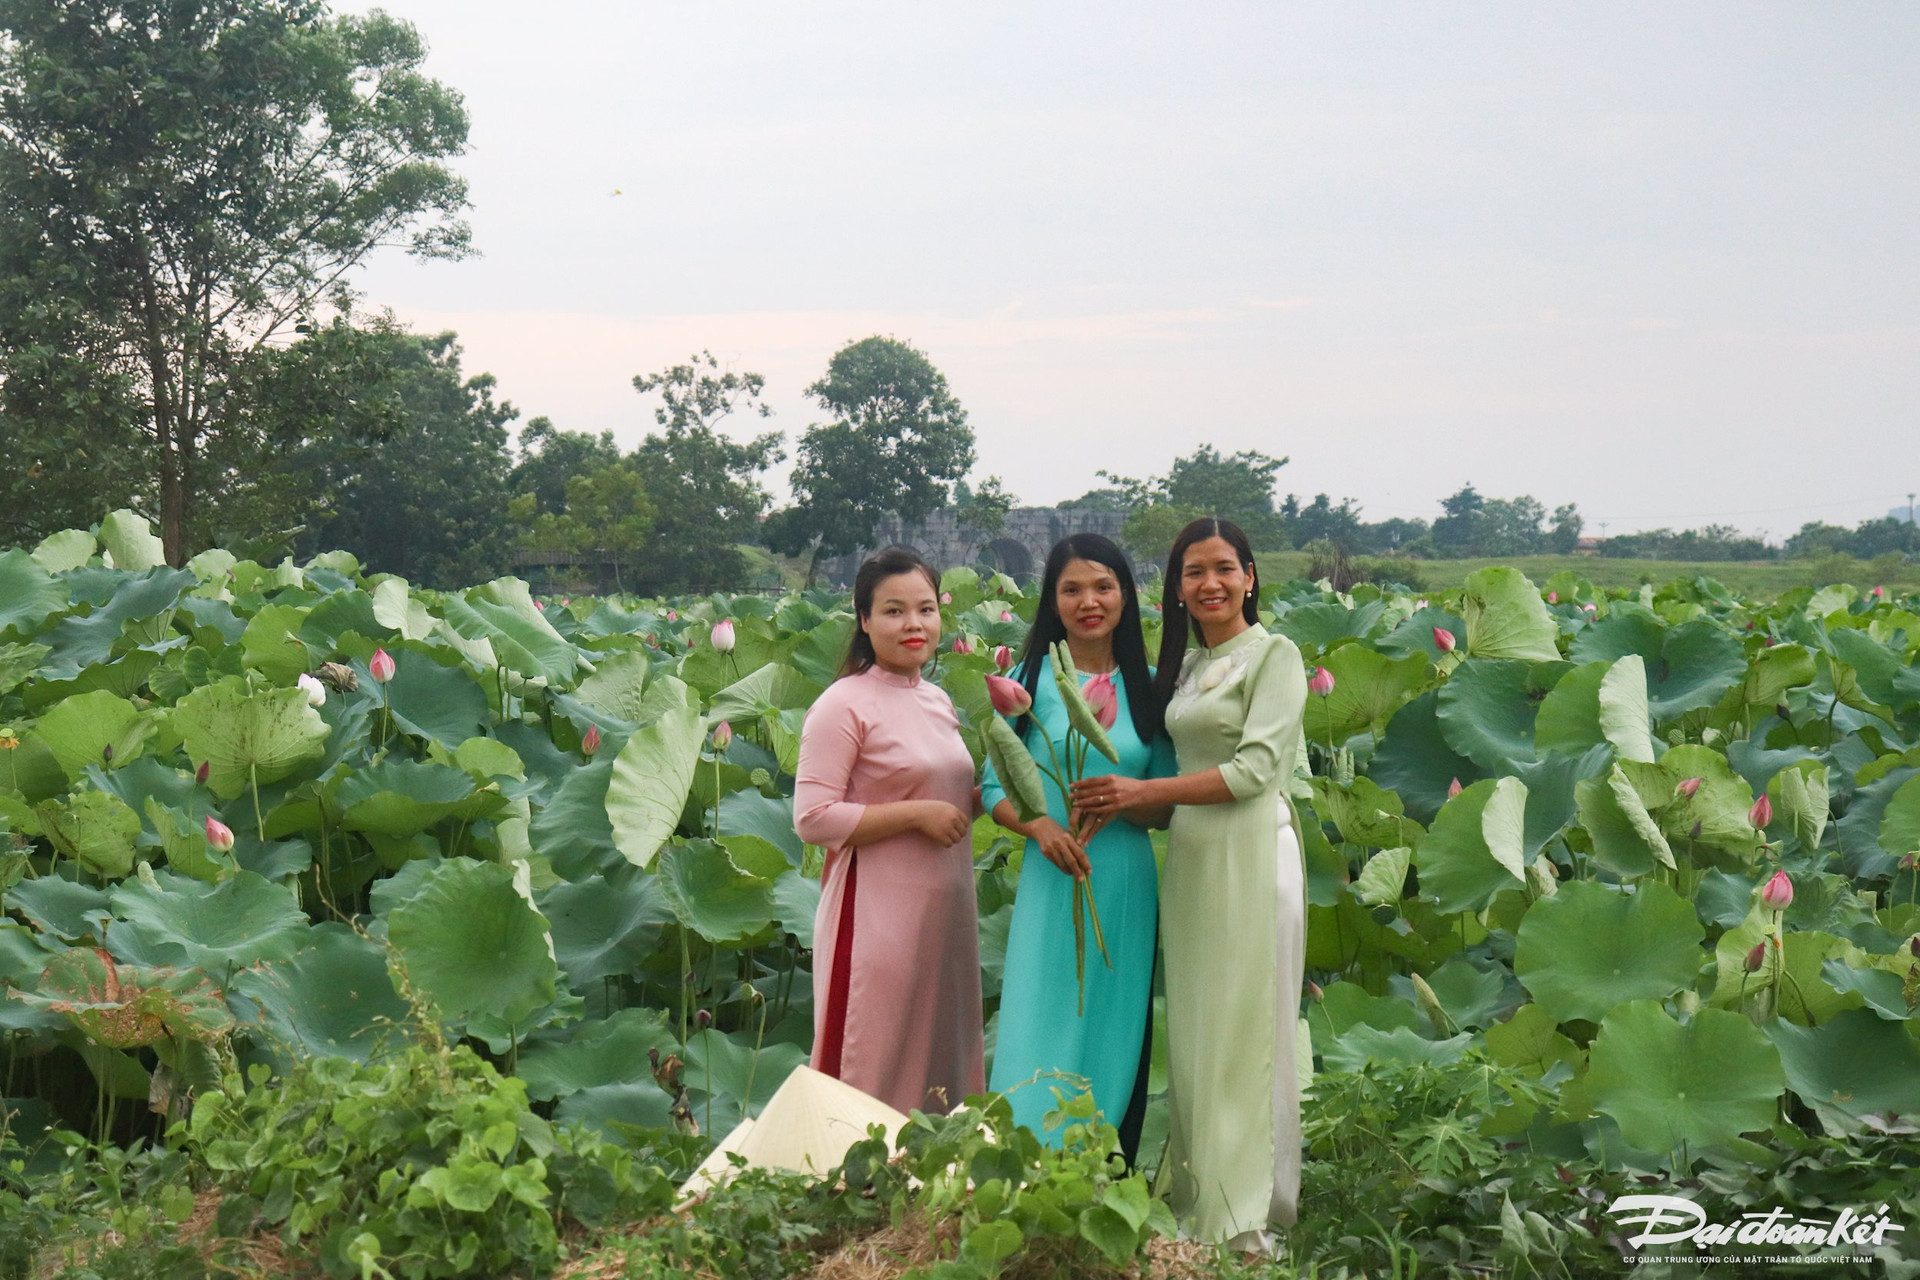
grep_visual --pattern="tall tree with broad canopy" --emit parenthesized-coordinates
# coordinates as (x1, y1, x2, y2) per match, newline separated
(0, 0, 471, 564)
(765, 336, 975, 583)
(629, 350, 784, 594)
(1100, 444, 1289, 559)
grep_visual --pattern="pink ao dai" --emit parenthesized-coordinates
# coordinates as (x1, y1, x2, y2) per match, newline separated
(794, 665, 984, 1116)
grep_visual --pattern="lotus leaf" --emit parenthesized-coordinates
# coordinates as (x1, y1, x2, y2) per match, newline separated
(0, 642, 49, 696)
(98, 510, 166, 572)
(1413, 776, 1526, 914)
(336, 760, 481, 837)
(983, 714, 1047, 822)
(172, 681, 329, 801)
(1436, 658, 1541, 769)
(573, 650, 653, 723)
(1321, 1025, 1473, 1071)
(1879, 773, 1920, 869)
(1586, 1001, 1783, 1155)
(1656, 743, 1764, 860)
(35, 568, 194, 680)
(110, 870, 309, 975)
(1575, 765, 1675, 878)
(1514, 880, 1702, 1023)
(1370, 691, 1487, 824)
(606, 699, 704, 869)
(13, 948, 231, 1049)
(1352, 846, 1412, 907)
(6, 876, 112, 941)
(385, 858, 557, 1028)
(1484, 1003, 1583, 1077)
(31, 528, 96, 573)
(517, 1007, 678, 1100)
(1768, 1008, 1920, 1120)
(1769, 761, 1829, 850)
(655, 838, 777, 944)
(1306, 980, 1424, 1045)
(1308, 645, 1430, 746)
(384, 649, 491, 748)
(1313, 776, 1420, 849)
(232, 926, 412, 1061)
(32, 691, 152, 780)
(531, 754, 622, 881)
(37, 790, 141, 877)
(1460, 568, 1560, 662)
(238, 604, 311, 683)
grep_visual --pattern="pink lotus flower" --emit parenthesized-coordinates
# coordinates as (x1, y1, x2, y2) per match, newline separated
(1872, 586, 1885, 598)
(666, 609, 678, 622)
(1548, 591, 1559, 604)
(1084, 672, 1119, 729)
(999, 610, 1014, 623)
(1581, 602, 1597, 614)
(712, 720, 733, 751)
(1447, 777, 1464, 799)
(952, 635, 975, 655)
(940, 592, 952, 604)
(1432, 626, 1456, 653)
(1750, 793, 1773, 830)
(1415, 599, 1429, 610)
(1760, 869, 1793, 911)
(195, 761, 210, 785)
(992, 644, 1014, 671)
(1308, 666, 1335, 698)
(204, 816, 235, 853)
(986, 674, 1032, 716)
(582, 725, 601, 756)
(369, 648, 395, 684)
(710, 619, 736, 653)
(1677, 777, 1702, 799)
(1744, 941, 1767, 973)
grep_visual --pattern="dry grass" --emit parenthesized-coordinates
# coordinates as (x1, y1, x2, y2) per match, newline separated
(31, 1191, 302, 1280)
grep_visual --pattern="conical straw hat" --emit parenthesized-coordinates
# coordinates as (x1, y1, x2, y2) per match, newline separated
(677, 1066, 910, 1204)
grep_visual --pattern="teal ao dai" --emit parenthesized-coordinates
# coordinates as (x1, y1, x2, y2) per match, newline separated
(981, 656, 1175, 1143)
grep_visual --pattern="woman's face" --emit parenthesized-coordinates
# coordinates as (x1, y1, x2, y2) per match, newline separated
(1179, 536, 1253, 628)
(861, 571, 942, 674)
(1054, 557, 1125, 643)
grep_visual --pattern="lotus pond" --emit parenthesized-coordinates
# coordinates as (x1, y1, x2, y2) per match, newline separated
(1, 512, 1918, 1279)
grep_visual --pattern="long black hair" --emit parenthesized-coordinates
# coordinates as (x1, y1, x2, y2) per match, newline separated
(1151, 517, 1259, 710)
(1012, 533, 1163, 744)
(838, 547, 943, 678)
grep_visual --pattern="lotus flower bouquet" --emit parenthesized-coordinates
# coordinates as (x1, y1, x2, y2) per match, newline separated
(980, 641, 1122, 1014)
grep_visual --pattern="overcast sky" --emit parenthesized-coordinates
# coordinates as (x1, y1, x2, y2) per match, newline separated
(347, 2, 1920, 538)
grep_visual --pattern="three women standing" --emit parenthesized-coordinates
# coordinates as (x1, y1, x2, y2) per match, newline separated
(794, 548, 985, 1116)
(1072, 518, 1309, 1254)
(981, 535, 1172, 1162)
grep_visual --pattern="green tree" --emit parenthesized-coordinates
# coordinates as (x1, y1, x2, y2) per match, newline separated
(765, 336, 974, 582)
(630, 351, 784, 594)
(1284, 493, 1364, 550)
(1478, 496, 1549, 557)
(510, 418, 622, 520)
(541, 464, 655, 594)
(0, 0, 470, 564)
(1549, 502, 1584, 554)
(954, 476, 1018, 539)
(1100, 445, 1289, 554)
(283, 327, 517, 586)
(1430, 485, 1486, 557)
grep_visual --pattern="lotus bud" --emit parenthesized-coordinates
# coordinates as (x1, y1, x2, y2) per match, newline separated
(1547, 591, 1559, 604)
(645, 633, 656, 646)
(1084, 672, 1119, 730)
(1448, 777, 1464, 799)
(1308, 666, 1335, 698)
(1690, 820, 1703, 840)
(1744, 941, 1767, 973)
(992, 644, 1014, 671)
(1000, 610, 1014, 623)
(101, 743, 113, 763)
(648, 1047, 661, 1072)
(581, 724, 601, 756)
(955, 634, 978, 656)
(986, 674, 1033, 716)
(204, 816, 235, 853)
(1760, 869, 1793, 912)
(940, 592, 952, 604)
(1432, 626, 1456, 653)
(1746, 620, 1756, 630)
(369, 648, 396, 684)
(1909, 936, 1920, 960)
(1750, 793, 1773, 830)
(1676, 777, 1702, 799)
(695, 1008, 712, 1031)
(1582, 602, 1597, 614)
(195, 760, 210, 785)
(1763, 636, 1776, 647)
(712, 720, 733, 751)
(666, 609, 678, 621)
(1872, 586, 1885, 598)
(1305, 980, 1324, 1003)
(297, 672, 327, 707)
(710, 619, 736, 652)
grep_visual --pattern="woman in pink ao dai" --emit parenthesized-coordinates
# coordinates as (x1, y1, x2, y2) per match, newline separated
(794, 548, 984, 1115)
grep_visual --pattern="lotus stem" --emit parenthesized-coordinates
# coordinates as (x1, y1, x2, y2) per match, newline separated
(1084, 873, 1112, 970)
(250, 763, 265, 842)
(1073, 878, 1087, 1018)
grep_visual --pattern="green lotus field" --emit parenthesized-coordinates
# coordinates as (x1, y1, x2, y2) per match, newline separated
(2, 511, 1918, 1279)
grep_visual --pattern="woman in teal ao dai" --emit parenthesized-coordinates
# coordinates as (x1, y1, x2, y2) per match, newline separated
(981, 535, 1173, 1161)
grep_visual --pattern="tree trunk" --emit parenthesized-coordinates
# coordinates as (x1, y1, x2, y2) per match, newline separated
(805, 542, 822, 589)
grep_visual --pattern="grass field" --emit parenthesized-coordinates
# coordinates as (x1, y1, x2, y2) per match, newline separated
(1255, 550, 1920, 597)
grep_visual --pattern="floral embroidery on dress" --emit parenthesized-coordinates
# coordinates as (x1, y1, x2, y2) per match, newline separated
(1169, 637, 1264, 719)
